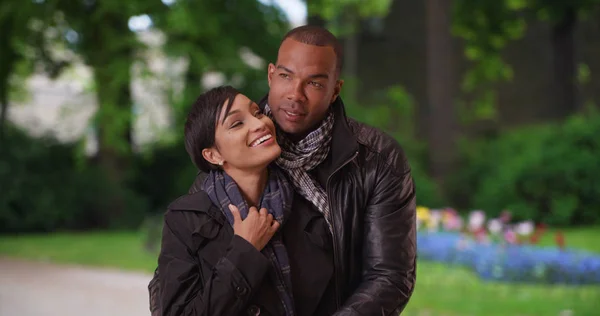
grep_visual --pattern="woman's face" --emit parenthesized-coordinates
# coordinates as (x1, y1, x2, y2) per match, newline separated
(203, 93, 281, 172)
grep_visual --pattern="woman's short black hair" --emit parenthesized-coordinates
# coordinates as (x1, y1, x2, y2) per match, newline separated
(184, 85, 240, 173)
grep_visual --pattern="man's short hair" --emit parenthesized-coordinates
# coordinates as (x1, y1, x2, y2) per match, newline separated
(282, 25, 343, 75)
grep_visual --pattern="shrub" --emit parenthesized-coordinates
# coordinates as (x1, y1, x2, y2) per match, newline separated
(131, 142, 197, 212)
(449, 108, 600, 225)
(0, 124, 148, 233)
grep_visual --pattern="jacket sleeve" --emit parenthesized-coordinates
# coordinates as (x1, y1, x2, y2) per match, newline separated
(158, 210, 272, 316)
(334, 156, 417, 316)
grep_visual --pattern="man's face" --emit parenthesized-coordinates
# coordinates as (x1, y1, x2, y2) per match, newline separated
(267, 38, 343, 138)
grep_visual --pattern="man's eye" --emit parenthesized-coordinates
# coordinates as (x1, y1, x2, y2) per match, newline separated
(254, 110, 264, 117)
(279, 73, 290, 79)
(310, 81, 323, 88)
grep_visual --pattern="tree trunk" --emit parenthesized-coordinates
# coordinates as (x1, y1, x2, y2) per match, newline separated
(551, 6, 578, 118)
(426, 0, 457, 189)
(88, 12, 135, 225)
(93, 62, 133, 226)
(0, 17, 16, 143)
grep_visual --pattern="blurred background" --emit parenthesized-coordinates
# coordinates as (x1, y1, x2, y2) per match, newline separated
(1, 0, 599, 315)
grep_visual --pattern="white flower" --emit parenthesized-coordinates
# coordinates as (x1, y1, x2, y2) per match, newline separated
(515, 221, 534, 236)
(487, 218, 503, 234)
(428, 210, 442, 232)
(468, 210, 486, 232)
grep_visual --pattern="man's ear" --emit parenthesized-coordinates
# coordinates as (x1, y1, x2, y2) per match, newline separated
(330, 79, 344, 103)
(202, 147, 223, 166)
(267, 63, 276, 87)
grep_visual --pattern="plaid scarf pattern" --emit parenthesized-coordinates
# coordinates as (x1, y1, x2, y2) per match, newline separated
(264, 104, 335, 233)
(202, 167, 295, 316)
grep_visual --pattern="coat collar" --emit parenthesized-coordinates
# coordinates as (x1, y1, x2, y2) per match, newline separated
(167, 190, 226, 225)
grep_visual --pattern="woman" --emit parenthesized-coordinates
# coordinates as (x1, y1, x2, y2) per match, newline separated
(157, 86, 332, 316)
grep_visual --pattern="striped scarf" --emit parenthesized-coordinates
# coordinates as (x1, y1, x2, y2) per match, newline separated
(202, 167, 295, 316)
(264, 104, 334, 233)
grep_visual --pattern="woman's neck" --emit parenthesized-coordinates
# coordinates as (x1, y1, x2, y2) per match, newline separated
(225, 167, 269, 207)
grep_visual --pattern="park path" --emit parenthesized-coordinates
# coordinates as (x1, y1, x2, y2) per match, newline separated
(0, 257, 152, 316)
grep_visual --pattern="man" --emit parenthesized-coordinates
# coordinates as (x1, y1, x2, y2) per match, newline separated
(149, 25, 417, 315)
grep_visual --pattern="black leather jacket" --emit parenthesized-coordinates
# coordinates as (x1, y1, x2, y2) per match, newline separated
(149, 96, 417, 315)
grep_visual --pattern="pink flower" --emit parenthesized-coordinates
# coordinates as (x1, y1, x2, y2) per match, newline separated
(504, 229, 517, 244)
(442, 209, 463, 231)
(474, 228, 489, 243)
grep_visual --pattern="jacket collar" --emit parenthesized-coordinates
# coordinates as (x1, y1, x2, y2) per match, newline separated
(167, 190, 226, 225)
(324, 96, 359, 176)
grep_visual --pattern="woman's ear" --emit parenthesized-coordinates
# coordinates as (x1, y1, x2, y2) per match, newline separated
(202, 147, 224, 166)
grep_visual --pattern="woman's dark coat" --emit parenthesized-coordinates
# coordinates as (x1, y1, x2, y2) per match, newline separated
(156, 190, 336, 316)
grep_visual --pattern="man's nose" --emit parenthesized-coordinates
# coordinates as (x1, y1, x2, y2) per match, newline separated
(286, 81, 307, 103)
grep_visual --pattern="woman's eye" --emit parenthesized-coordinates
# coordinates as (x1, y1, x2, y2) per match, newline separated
(230, 121, 242, 128)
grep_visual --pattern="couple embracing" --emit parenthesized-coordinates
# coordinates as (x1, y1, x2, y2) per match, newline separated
(149, 25, 417, 316)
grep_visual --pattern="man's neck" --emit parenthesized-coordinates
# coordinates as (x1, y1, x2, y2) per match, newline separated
(224, 167, 269, 207)
(282, 114, 329, 143)
(285, 130, 311, 143)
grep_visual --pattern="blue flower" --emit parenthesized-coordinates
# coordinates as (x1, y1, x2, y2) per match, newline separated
(417, 231, 600, 285)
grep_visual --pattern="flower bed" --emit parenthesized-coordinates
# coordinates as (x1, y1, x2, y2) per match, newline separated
(416, 207, 600, 285)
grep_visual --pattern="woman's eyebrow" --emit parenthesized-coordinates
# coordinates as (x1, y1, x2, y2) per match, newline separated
(220, 109, 240, 125)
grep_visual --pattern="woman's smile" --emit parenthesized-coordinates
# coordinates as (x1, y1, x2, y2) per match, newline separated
(249, 133, 274, 147)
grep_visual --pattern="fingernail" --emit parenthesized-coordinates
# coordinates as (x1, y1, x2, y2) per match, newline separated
(228, 204, 235, 211)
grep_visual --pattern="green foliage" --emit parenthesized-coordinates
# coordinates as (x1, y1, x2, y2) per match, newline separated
(521, 0, 600, 22)
(452, 0, 600, 123)
(308, 0, 392, 21)
(449, 107, 600, 225)
(452, 0, 526, 123)
(48, 0, 149, 156)
(0, 0, 63, 137)
(152, 0, 288, 136)
(306, 0, 392, 35)
(345, 85, 446, 208)
(0, 124, 148, 233)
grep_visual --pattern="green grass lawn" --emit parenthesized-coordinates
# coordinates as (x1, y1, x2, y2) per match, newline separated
(1, 227, 599, 316)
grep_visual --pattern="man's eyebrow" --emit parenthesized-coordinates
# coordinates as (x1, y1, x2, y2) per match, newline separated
(308, 73, 329, 80)
(277, 65, 329, 80)
(276, 65, 294, 73)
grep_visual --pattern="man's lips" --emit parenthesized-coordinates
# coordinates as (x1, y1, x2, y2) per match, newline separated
(280, 109, 306, 122)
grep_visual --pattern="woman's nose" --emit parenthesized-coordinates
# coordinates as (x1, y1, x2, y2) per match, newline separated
(249, 116, 267, 132)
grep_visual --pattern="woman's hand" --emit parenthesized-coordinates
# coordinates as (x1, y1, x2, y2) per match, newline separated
(229, 204, 280, 251)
